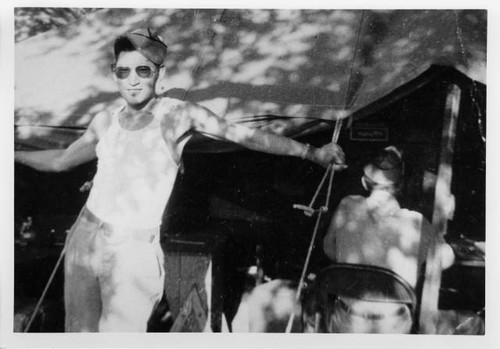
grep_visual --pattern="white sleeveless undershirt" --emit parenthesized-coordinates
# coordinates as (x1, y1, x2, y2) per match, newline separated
(86, 105, 179, 229)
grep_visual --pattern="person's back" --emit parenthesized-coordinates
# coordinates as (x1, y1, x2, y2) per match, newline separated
(321, 146, 453, 333)
(324, 191, 429, 288)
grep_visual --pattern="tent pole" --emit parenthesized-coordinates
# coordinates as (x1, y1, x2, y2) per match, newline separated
(418, 84, 461, 334)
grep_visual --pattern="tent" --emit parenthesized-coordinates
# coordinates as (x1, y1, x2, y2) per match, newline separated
(15, 8, 486, 150)
(15, 62, 486, 332)
(159, 64, 485, 332)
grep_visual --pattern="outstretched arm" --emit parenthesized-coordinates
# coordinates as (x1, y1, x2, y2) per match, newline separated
(15, 111, 109, 172)
(180, 103, 347, 169)
(15, 141, 96, 172)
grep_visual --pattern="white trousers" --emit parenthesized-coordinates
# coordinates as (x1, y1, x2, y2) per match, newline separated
(64, 208, 165, 332)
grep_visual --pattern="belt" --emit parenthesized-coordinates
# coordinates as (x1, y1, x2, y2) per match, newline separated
(81, 206, 159, 243)
(336, 298, 408, 320)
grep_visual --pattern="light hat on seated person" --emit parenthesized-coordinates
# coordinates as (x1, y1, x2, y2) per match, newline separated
(117, 28, 168, 65)
(363, 146, 403, 186)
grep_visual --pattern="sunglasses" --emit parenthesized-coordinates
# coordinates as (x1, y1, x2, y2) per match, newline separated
(111, 64, 159, 79)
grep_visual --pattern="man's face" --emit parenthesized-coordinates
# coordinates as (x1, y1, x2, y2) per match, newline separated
(113, 51, 159, 107)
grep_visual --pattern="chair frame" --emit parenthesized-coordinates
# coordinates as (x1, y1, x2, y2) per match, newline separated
(306, 263, 418, 333)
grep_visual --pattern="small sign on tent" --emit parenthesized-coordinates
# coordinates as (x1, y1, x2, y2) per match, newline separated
(350, 125, 389, 142)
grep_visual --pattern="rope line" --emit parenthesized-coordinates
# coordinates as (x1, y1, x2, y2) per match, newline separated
(343, 10, 366, 110)
(285, 118, 343, 333)
(24, 245, 67, 332)
(179, 9, 226, 102)
(454, 11, 486, 147)
(325, 121, 343, 206)
(285, 207, 326, 332)
(23, 206, 85, 332)
(284, 6, 357, 328)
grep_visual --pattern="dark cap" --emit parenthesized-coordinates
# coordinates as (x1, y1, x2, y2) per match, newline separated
(363, 146, 403, 185)
(117, 28, 168, 65)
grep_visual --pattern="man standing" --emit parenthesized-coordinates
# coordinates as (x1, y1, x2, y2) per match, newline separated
(322, 146, 454, 333)
(15, 28, 346, 332)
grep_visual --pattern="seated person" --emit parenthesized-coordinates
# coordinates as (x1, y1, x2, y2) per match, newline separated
(322, 146, 454, 333)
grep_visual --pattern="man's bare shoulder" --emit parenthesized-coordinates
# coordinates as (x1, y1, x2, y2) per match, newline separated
(333, 195, 367, 216)
(155, 96, 190, 113)
(93, 109, 114, 122)
(398, 208, 432, 232)
(155, 96, 214, 119)
(399, 208, 425, 221)
(88, 108, 116, 138)
(330, 195, 367, 229)
(153, 96, 191, 127)
(340, 195, 366, 207)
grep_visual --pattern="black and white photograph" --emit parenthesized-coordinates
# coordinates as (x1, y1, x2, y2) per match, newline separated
(1, 1, 496, 348)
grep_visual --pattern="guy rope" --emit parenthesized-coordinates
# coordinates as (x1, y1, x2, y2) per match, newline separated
(284, 10, 366, 332)
(285, 118, 343, 333)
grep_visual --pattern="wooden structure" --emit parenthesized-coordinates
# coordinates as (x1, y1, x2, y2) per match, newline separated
(163, 233, 226, 332)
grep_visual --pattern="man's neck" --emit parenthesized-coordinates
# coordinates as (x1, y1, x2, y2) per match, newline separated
(124, 97, 157, 117)
(120, 98, 157, 130)
(367, 190, 400, 216)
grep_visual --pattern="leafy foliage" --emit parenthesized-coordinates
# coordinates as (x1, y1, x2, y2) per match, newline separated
(15, 7, 99, 42)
